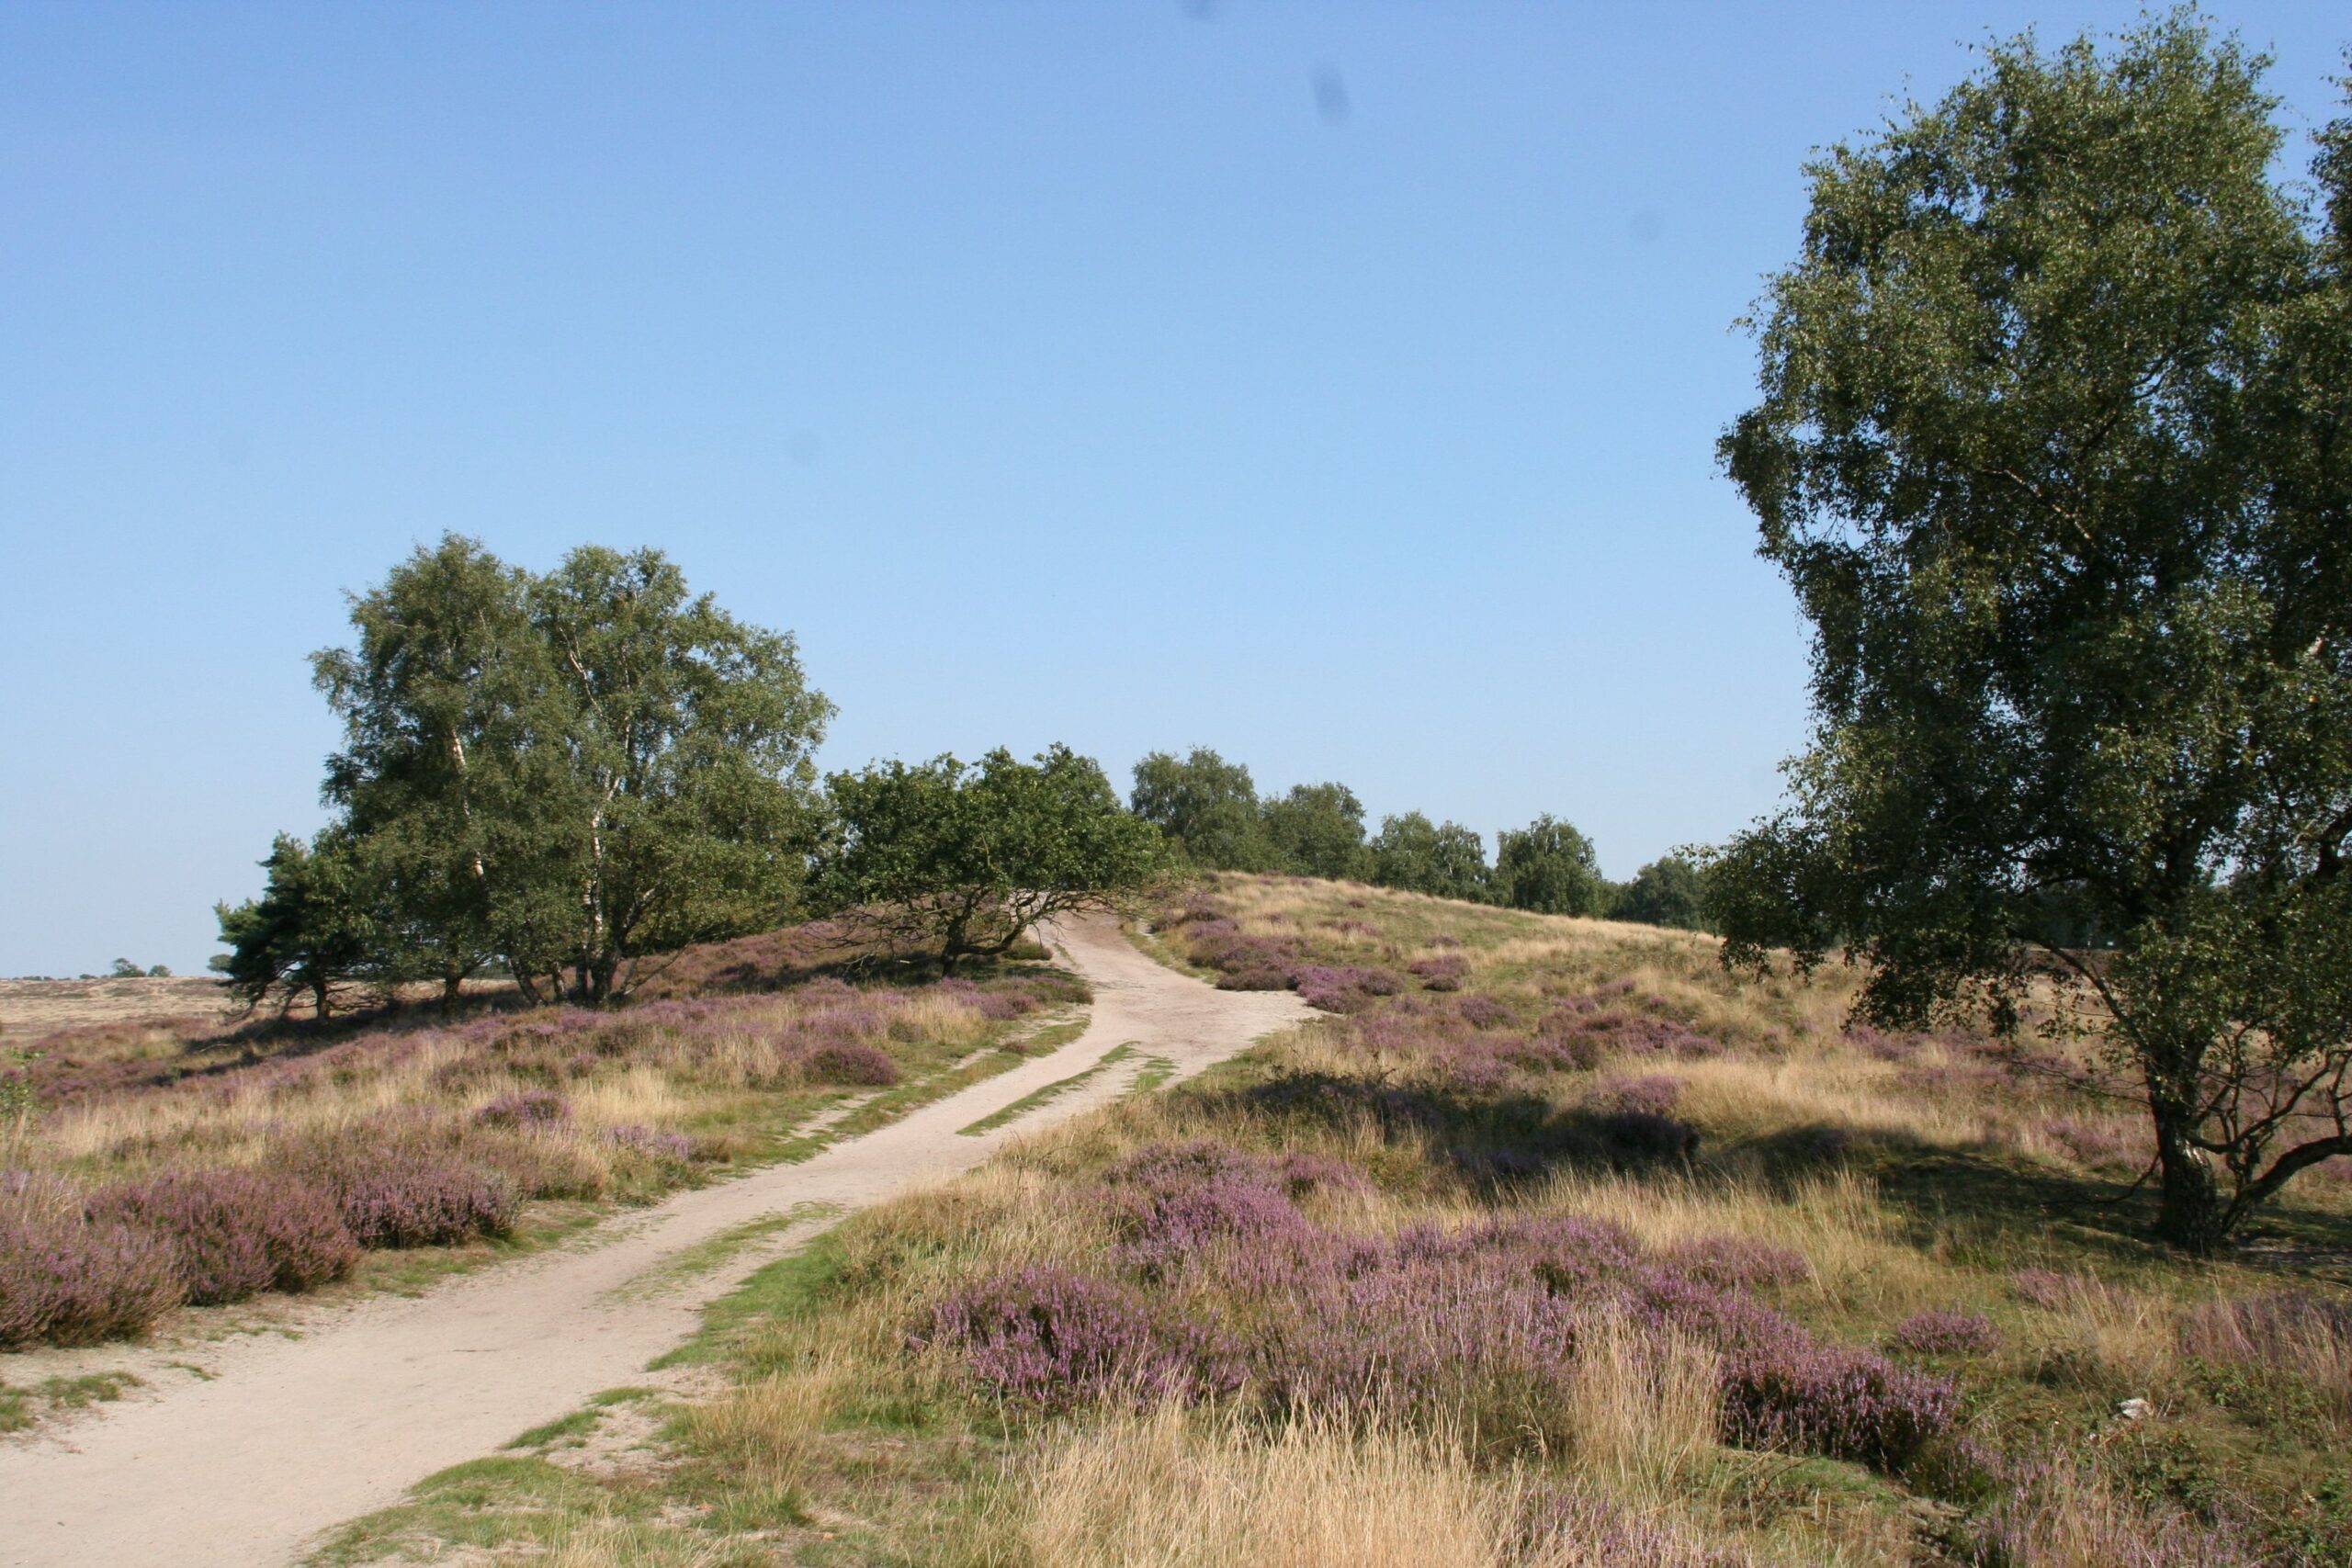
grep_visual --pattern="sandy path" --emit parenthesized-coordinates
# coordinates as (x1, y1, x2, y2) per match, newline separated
(0, 917, 1307, 1568)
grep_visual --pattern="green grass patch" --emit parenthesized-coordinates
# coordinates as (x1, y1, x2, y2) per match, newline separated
(0, 1371, 141, 1434)
(651, 1226, 853, 1371)
(957, 1043, 1137, 1135)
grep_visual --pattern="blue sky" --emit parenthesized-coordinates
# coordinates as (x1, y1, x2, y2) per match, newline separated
(2, 3, 2344, 976)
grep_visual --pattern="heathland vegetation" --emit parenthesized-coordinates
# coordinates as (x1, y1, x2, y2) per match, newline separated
(309, 876, 2352, 1566)
(3, 12, 2350, 1568)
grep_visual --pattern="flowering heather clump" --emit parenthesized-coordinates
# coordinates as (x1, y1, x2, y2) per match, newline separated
(1455, 995, 1511, 1031)
(915, 1266, 1241, 1412)
(303, 1142, 518, 1248)
(1100, 1142, 1316, 1278)
(1407, 953, 1470, 991)
(1273, 1150, 1369, 1198)
(1662, 1236, 1810, 1290)
(1637, 1271, 1958, 1472)
(604, 1124, 697, 1163)
(0, 1203, 183, 1348)
(1890, 1309, 2002, 1357)
(1607, 1075, 1685, 1117)
(1290, 964, 1405, 1014)
(92, 1168, 356, 1305)
(472, 1089, 568, 1129)
(808, 1040, 901, 1087)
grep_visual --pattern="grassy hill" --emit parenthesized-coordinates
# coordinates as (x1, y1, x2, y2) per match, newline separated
(311, 874, 2352, 1567)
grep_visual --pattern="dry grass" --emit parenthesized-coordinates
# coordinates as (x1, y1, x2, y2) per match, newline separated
(1559, 1309, 1721, 1503)
(1013, 1405, 1514, 1568)
(679, 1358, 845, 1495)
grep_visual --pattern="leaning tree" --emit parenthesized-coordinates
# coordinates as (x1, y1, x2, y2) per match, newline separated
(1710, 15, 2351, 1251)
(819, 745, 1168, 974)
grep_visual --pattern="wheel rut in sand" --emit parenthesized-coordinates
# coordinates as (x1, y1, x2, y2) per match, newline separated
(0, 915, 1311, 1568)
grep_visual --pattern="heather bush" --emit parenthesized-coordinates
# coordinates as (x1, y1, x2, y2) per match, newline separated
(92, 1168, 356, 1305)
(808, 1040, 901, 1087)
(472, 1089, 568, 1129)
(1660, 1236, 1810, 1290)
(1607, 1075, 1685, 1117)
(1889, 1309, 2001, 1358)
(1291, 964, 1406, 1014)
(1099, 1142, 1316, 1279)
(1637, 1271, 1958, 1472)
(1273, 1150, 1369, 1199)
(297, 1139, 518, 1248)
(0, 1202, 183, 1348)
(915, 1266, 1241, 1412)
(1408, 953, 1470, 991)
(1456, 995, 1511, 1030)
(604, 1123, 697, 1164)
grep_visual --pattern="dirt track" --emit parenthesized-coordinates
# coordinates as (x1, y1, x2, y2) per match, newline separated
(0, 916, 1309, 1568)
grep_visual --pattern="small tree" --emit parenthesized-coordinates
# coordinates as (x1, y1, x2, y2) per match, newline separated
(213, 831, 378, 1018)
(1494, 815, 1610, 916)
(1261, 782, 1372, 881)
(1369, 812, 1491, 902)
(820, 745, 1169, 974)
(1130, 748, 1278, 871)
(1712, 16, 2352, 1252)
(1617, 855, 1710, 931)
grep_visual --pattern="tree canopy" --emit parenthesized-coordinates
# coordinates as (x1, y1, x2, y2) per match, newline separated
(1261, 783, 1373, 882)
(1494, 815, 1610, 917)
(214, 830, 377, 1017)
(820, 745, 1168, 974)
(1616, 855, 1710, 931)
(1369, 812, 1491, 902)
(300, 535, 832, 1005)
(1129, 748, 1277, 872)
(1711, 15, 2352, 1251)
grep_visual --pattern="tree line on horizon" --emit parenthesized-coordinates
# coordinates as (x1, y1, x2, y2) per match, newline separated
(1125, 746, 1708, 930)
(214, 537, 1697, 1020)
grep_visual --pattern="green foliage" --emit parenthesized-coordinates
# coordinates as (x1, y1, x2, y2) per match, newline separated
(311, 536, 833, 1004)
(1367, 811, 1491, 902)
(1260, 782, 1372, 882)
(213, 830, 379, 1018)
(819, 744, 1168, 974)
(1494, 814, 1609, 917)
(0, 1048, 40, 1140)
(1712, 13, 2352, 1251)
(1128, 748, 1278, 871)
(1617, 854, 1710, 931)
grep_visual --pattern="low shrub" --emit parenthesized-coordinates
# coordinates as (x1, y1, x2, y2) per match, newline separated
(808, 1040, 901, 1087)
(92, 1168, 356, 1305)
(1291, 964, 1406, 1014)
(472, 1089, 569, 1129)
(0, 1193, 183, 1348)
(915, 1266, 1240, 1412)
(296, 1140, 518, 1248)
(1408, 953, 1470, 991)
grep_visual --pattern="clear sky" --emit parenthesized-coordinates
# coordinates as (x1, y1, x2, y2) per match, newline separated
(2, 3, 2344, 976)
